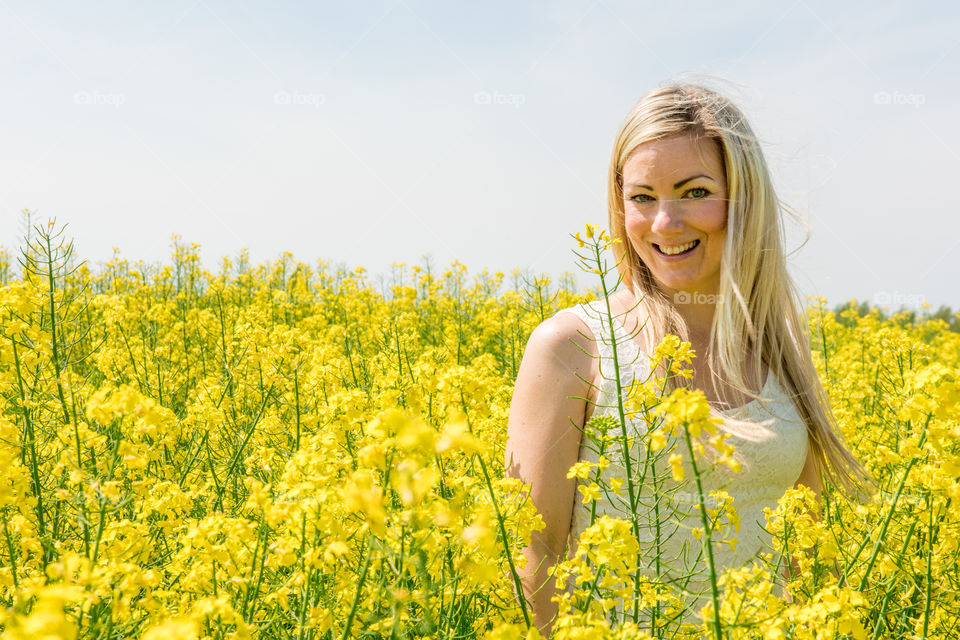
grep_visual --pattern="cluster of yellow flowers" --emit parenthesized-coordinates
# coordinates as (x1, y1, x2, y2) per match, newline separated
(0, 224, 957, 639)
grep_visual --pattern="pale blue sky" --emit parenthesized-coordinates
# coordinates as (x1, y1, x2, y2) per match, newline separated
(1, 1, 957, 310)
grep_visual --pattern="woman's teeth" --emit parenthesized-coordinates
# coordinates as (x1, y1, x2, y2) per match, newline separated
(655, 239, 699, 256)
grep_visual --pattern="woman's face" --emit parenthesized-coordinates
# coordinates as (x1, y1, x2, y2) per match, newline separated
(621, 134, 728, 299)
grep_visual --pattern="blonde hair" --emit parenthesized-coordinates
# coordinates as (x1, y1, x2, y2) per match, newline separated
(607, 83, 873, 500)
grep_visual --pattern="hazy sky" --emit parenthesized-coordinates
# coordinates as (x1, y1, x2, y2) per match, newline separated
(1, 1, 957, 310)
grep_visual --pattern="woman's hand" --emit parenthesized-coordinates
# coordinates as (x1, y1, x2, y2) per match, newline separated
(504, 312, 597, 636)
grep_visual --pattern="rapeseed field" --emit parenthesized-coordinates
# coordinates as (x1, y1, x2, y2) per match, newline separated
(0, 221, 957, 639)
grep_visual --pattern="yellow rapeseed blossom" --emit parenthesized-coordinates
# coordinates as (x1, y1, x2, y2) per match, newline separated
(567, 461, 593, 480)
(668, 453, 684, 481)
(0, 223, 955, 639)
(578, 482, 602, 504)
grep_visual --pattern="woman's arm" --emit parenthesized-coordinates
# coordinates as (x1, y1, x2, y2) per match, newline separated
(504, 313, 596, 637)
(793, 438, 823, 505)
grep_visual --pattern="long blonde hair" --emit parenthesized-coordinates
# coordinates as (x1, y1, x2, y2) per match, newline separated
(607, 83, 873, 499)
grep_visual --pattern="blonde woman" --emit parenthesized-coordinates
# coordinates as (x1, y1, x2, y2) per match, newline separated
(504, 84, 872, 635)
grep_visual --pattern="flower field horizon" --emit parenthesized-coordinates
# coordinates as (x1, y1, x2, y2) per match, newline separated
(0, 221, 958, 639)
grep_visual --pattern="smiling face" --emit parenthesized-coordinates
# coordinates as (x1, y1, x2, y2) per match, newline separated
(621, 134, 728, 297)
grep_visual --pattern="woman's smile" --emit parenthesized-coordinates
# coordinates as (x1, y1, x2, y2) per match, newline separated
(653, 238, 700, 257)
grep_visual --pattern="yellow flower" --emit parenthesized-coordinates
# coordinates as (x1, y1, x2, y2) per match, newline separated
(609, 477, 624, 496)
(668, 453, 684, 481)
(566, 460, 593, 480)
(577, 482, 602, 504)
(142, 618, 200, 640)
(435, 418, 482, 455)
(649, 429, 667, 452)
(721, 456, 742, 473)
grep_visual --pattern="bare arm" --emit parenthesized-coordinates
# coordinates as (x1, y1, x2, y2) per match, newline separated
(504, 313, 597, 637)
(793, 436, 823, 504)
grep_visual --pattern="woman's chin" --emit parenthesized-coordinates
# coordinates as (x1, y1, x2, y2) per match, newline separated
(652, 275, 697, 293)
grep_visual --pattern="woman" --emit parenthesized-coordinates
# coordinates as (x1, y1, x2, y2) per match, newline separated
(503, 84, 872, 635)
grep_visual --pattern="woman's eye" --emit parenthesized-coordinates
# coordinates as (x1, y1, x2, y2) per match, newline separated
(630, 188, 709, 203)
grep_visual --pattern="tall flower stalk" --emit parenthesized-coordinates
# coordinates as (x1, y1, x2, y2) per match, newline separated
(551, 224, 743, 639)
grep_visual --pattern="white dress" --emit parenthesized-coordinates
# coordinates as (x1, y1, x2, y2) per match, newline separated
(557, 300, 809, 627)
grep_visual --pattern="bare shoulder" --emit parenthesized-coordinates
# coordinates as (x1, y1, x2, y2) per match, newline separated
(505, 312, 600, 449)
(527, 310, 599, 364)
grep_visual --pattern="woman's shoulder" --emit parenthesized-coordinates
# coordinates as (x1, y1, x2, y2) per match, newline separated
(533, 304, 597, 355)
(549, 299, 613, 344)
(516, 309, 600, 402)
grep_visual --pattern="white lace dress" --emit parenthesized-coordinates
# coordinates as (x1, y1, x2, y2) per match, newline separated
(557, 300, 809, 625)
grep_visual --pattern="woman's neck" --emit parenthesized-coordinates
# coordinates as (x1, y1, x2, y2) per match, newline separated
(675, 300, 716, 343)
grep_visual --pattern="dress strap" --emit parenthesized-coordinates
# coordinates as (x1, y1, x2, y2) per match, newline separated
(556, 301, 638, 362)
(556, 302, 605, 356)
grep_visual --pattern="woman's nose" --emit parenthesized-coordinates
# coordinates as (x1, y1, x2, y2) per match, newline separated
(650, 199, 684, 234)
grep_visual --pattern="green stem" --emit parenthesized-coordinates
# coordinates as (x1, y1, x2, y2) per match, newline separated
(2, 515, 19, 588)
(461, 400, 531, 628)
(921, 491, 934, 639)
(844, 454, 918, 590)
(341, 535, 372, 640)
(681, 427, 723, 640)
(10, 335, 51, 566)
(43, 233, 73, 425)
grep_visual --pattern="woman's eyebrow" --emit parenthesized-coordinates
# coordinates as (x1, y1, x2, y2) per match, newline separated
(627, 174, 716, 190)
